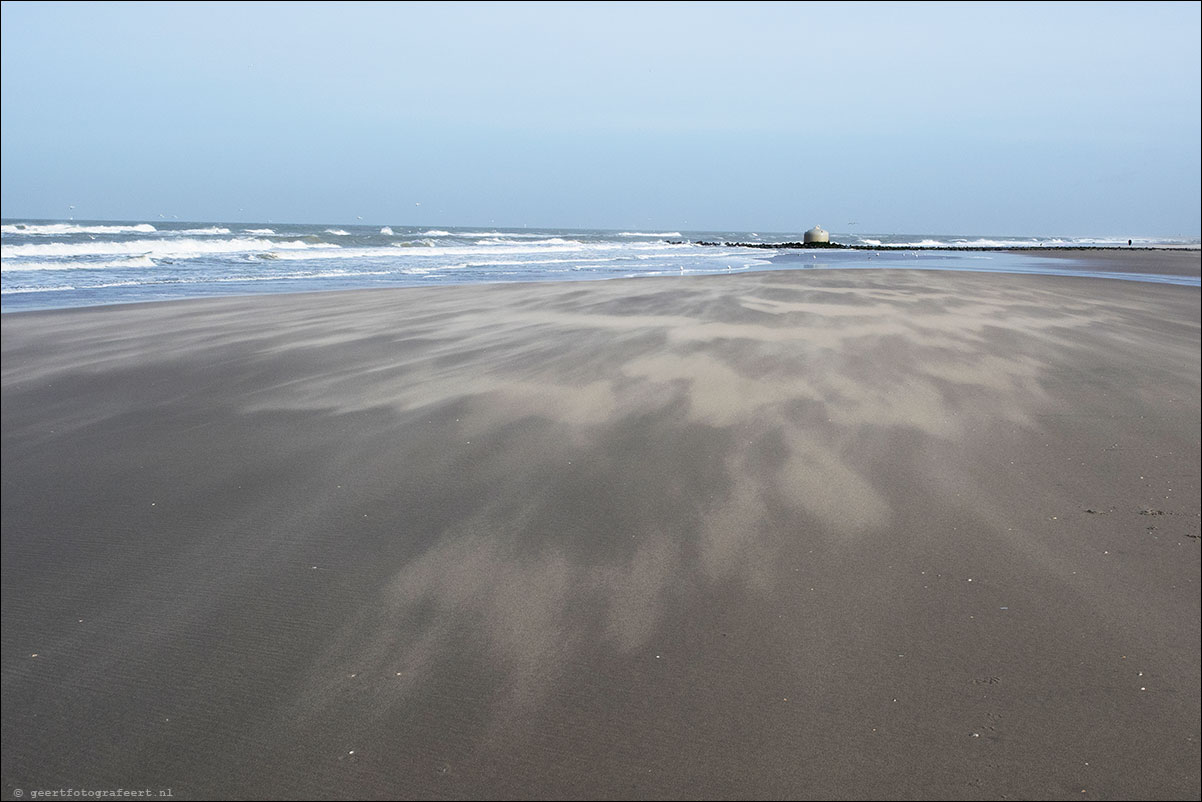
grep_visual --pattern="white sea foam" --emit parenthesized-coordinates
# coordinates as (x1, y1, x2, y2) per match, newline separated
(2, 222, 158, 236)
(258, 240, 666, 262)
(459, 231, 574, 238)
(472, 237, 582, 246)
(395, 263, 468, 275)
(2, 255, 158, 272)
(416, 229, 590, 240)
(1, 237, 336, 260)
(3, 285, 78, 294)
(463, 256, 627, 268)
(5, 278, 147, 293)
(890, 239, 946, 248)
(5, 267, 394, 292)
(265, 243, 601, 263)
(175, 227, 231, 235)
(258, 247, 384, 262)
(83, 279, 144, 289)
(384, 241, 667, 259)
(947, 238, 1043, 247)
(846, 234, 1188, 249)
(210, 269, 395, 283)
(243, 228, 276, 235)
(618, 232, 683, 237)
(324, 229, 351, 236)
(380, 227, 394, 235)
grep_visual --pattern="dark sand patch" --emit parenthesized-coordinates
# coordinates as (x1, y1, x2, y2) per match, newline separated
(3, 262, 1199, 799)
(1032, 247, 1201, 276)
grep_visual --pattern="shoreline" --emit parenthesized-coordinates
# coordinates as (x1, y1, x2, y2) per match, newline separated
(692, 240, 1202, 254)
(3, 247, 1199, 316)
(3, 265, 1199, 799)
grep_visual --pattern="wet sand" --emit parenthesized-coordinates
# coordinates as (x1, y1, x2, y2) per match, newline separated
(1031, 247, 1201, 276)
(2, 262, 1199, 800)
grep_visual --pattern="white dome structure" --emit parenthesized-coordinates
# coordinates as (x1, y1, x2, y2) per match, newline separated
(803, 225, 829, 244)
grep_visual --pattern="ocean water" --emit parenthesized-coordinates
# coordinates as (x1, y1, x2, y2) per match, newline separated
(2, 220, 1198, 312)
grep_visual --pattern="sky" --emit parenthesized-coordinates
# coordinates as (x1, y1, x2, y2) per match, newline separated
(1, 1, 1199, 236)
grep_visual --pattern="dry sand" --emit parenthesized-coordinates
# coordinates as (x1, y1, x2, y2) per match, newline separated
(2, 261, 1199, 800)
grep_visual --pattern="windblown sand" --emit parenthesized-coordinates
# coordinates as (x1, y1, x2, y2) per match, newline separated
(3, 263, 1199, 800)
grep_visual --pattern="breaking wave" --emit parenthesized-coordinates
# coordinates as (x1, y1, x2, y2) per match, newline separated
(2, 237, 336, 260)
(2, 222, 158, 236)
(174, 227, 232, 235)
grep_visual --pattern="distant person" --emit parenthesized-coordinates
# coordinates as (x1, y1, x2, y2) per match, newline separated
(1128, 239, 1132, 246)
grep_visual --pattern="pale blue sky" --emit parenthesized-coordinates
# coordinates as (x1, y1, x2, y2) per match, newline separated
(2, 1, 1199, 235)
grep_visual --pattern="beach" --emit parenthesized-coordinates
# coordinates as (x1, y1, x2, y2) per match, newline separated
(2, 259, 1199, 799)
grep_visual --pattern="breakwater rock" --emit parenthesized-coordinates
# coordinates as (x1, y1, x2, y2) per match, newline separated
(670, 240, 1172, 253)
(678, 240, 847, 249)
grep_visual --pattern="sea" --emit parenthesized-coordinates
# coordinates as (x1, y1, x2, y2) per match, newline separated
(2, 220, 1198, 312)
